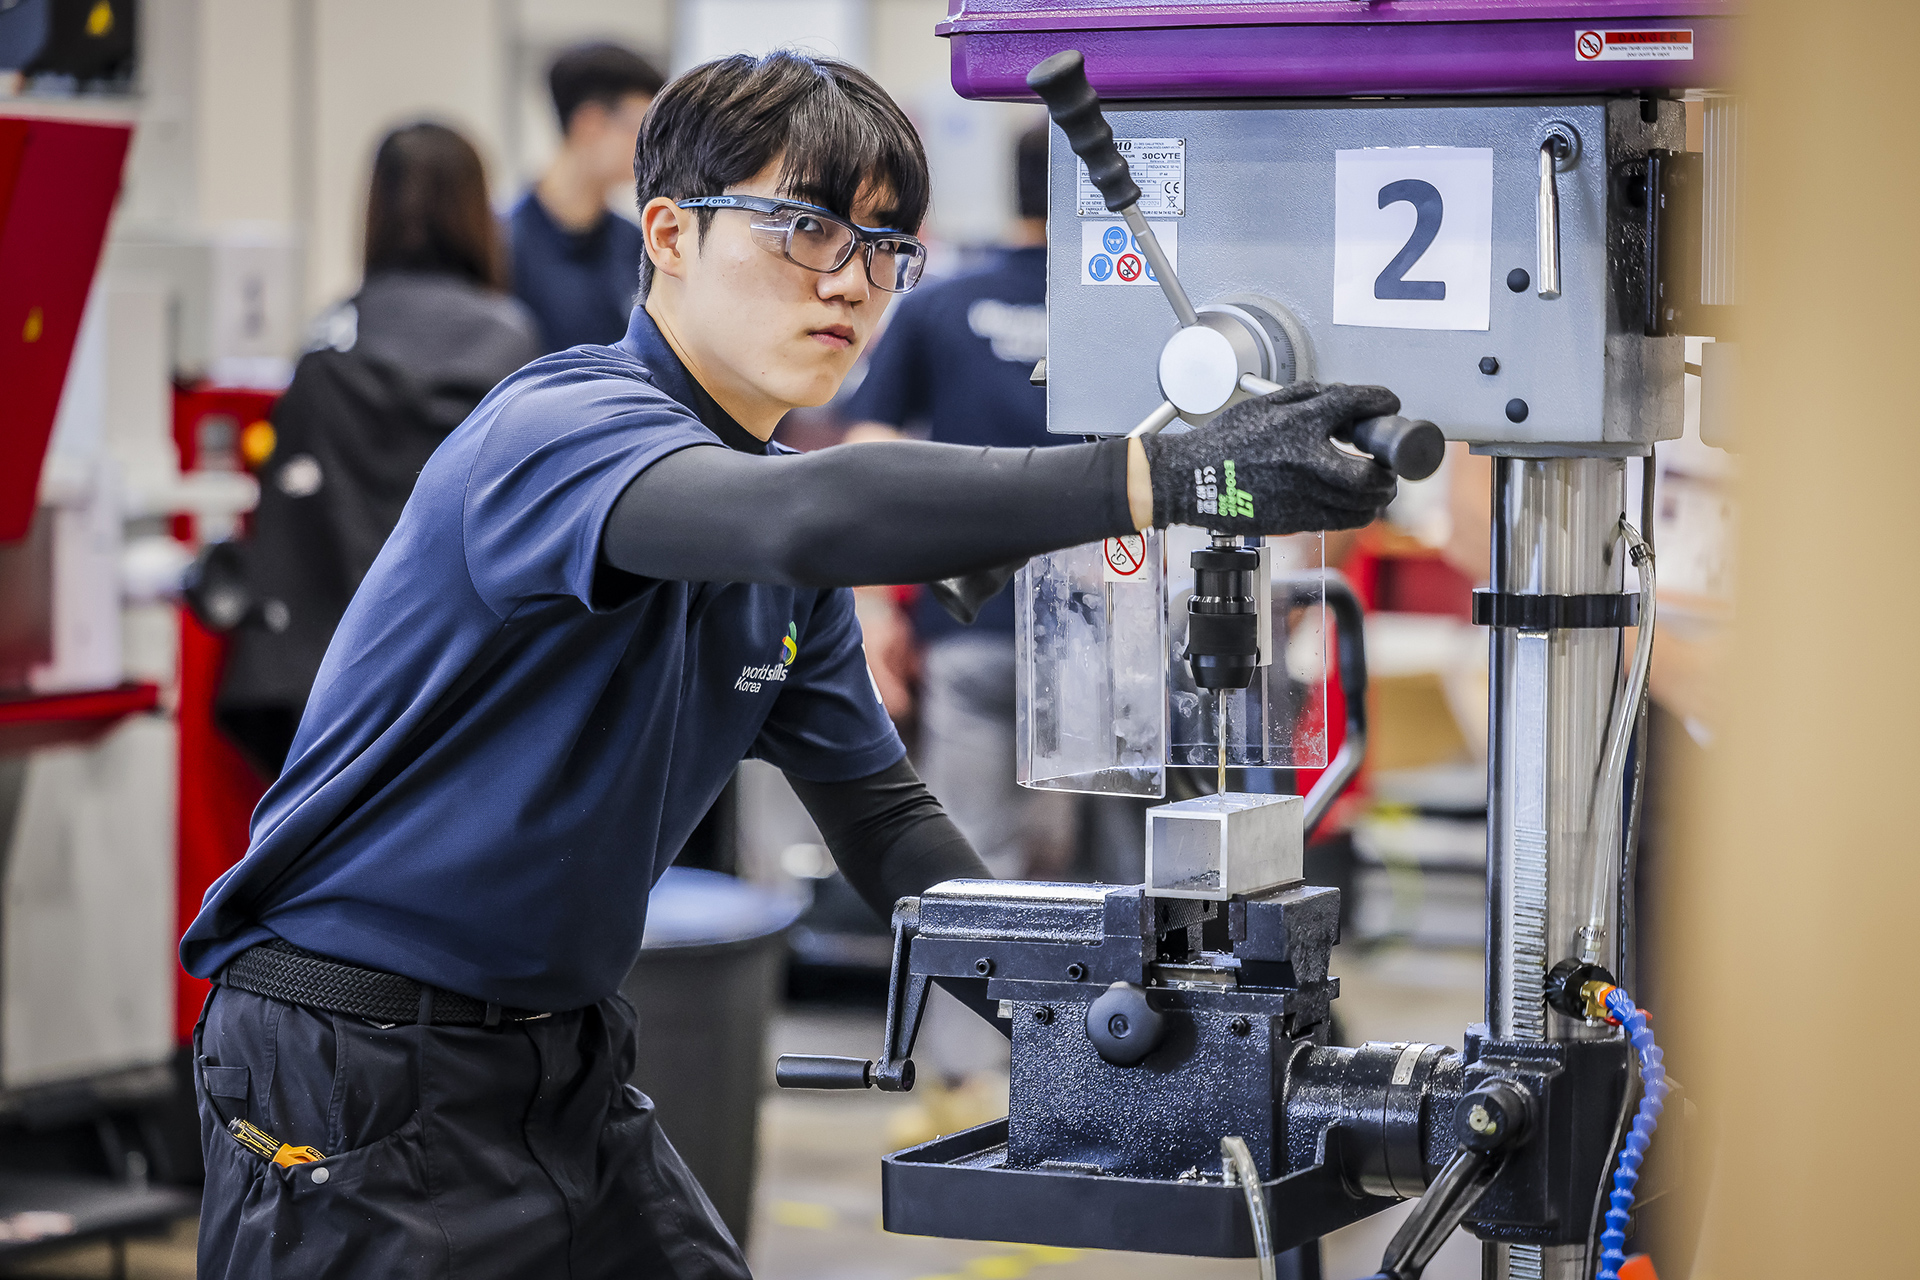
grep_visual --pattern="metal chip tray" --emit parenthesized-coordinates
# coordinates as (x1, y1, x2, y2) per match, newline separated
(881, 1118, 1391, 1257)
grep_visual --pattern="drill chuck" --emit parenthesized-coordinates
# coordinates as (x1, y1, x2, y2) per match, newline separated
(1185, 545, 1263, 690)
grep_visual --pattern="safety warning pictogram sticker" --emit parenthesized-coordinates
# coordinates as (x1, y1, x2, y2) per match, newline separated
(1574, 28, 1692, 61)
(1102, 533, 1149, 583)
(1081, 221, 1177, 287)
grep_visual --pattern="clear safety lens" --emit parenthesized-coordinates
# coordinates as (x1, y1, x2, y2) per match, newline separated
(749, 206, 925, 293)
(868, 237, 926, 292)
(784, 210, 857, 273)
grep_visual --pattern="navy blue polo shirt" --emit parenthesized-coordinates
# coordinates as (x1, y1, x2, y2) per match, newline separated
(845, 246, 1053, 638)
(507, 191, 646, 353)
(181, 309, 903, 1011)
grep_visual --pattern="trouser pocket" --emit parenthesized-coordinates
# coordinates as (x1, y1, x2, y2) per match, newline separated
(202, 1105, 439, 1279)
(196, 986, 441, 1279)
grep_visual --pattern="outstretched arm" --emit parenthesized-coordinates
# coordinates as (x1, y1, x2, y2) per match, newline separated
(601, 381, 1399, 589)
(601, 436, 1140, 588)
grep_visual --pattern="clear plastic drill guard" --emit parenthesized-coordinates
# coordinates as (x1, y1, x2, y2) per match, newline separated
(1015, 526, 1329, 797)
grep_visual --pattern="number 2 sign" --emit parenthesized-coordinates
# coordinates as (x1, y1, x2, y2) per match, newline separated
(1332, 147, 1494, 331)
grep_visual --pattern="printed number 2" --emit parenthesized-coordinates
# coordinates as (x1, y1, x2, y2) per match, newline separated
(1373, 179, 1446, 302)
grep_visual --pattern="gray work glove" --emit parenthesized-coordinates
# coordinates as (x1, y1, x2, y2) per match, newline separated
(1142, 382, 1400, 535)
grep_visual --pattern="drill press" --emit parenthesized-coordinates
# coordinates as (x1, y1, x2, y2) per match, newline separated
(781, 5, 1721, 1275)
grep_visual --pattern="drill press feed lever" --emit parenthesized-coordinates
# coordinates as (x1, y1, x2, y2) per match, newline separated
(1030, 48, 1447, 486)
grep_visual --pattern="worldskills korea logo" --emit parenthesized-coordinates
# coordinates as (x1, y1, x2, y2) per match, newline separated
(736, 623, 798, 693)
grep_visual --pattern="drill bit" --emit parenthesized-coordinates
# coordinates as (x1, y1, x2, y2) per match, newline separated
(1217, 692, 1227, 797)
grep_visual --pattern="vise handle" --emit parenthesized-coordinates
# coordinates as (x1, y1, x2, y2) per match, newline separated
(774, 1055, 880, 1090)
(776, 898, 928, 1093)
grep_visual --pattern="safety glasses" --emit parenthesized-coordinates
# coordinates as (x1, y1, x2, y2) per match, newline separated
(676, 195, 927, 294)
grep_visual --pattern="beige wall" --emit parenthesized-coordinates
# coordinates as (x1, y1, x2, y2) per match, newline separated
(196, 0, 297, 226)
(1678, 1, 1920, 1275)
(306, 0, 510, 310)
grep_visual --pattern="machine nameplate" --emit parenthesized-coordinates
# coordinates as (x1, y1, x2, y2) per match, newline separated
(1076, 137, 1184, 216)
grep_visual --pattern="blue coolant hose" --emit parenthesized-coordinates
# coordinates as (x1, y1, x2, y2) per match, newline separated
(1595, 986, 1669, 1280)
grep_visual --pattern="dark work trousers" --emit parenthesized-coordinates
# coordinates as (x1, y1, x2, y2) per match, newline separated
(193, 984, 751, 1279)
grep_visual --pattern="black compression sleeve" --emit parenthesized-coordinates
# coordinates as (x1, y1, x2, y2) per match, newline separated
(601, 437, 1133, 588)
(786, 757, 990, 921)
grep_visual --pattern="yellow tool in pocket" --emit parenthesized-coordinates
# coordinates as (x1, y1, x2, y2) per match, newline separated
(227, 1117, 326, 1168)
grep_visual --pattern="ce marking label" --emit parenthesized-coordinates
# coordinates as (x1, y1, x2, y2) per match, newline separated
(1076, 138, 1185, 218)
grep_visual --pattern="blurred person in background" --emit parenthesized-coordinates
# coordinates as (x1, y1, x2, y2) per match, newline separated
(843, 123, 1075, 1137)
(215, 121, 539, 777)
(509, 42, 664, 352)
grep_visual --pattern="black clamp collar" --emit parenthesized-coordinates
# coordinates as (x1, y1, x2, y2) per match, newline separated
(1471, 590, 1641, 630)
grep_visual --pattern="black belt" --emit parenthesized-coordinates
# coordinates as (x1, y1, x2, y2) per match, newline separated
(219, 940, 552, 1028)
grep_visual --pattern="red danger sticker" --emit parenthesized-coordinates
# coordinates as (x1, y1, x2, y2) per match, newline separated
(1575, 29, 1693, 62)
(1102, 534, 1148, 583)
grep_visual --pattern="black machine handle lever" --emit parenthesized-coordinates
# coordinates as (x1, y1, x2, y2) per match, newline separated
(1239, 374, 1444, 484)
(1346, 415, 1446, 483)
(1026, 50, 1140, 214)
(1029, 49, 1197, 327)
(1366, 1145, 1497, 1280)
(773, 1055, 873, 1089)
(1364, 1080, 1534, 1280)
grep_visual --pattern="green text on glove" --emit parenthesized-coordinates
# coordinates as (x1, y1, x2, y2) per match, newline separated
(1192, 462, 1255, 520)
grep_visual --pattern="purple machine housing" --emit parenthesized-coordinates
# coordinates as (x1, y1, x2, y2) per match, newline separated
(941, 0, 1732, 100)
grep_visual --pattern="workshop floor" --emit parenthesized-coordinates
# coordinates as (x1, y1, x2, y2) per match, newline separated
(0, 943, 1485, 1280)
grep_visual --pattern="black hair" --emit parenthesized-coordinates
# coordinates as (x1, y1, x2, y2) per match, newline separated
(1016, 121, 1049, 221)
(364, 122, 505, 290)
(633, 50, 931, 294)
(549, 42, 666, 133)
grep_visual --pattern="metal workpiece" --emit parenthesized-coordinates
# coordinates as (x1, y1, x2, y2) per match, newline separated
(1145, 792, 1303, 900)
(1485, 457, 1629, 1044)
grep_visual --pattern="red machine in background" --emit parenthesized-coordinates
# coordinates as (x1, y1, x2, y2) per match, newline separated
(0, 108, 204, 1249)
(171, 385, 275, 1044)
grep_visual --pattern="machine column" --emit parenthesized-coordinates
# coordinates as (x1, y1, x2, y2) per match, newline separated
(1484, 455, 1627, 1280)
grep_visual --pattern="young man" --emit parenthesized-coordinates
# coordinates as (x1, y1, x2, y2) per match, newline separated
(509, 42, 664, 352)
(183, 51, 1399, 1279)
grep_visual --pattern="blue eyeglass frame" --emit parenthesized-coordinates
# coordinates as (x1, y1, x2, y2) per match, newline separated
(675, 195, 927, 293)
